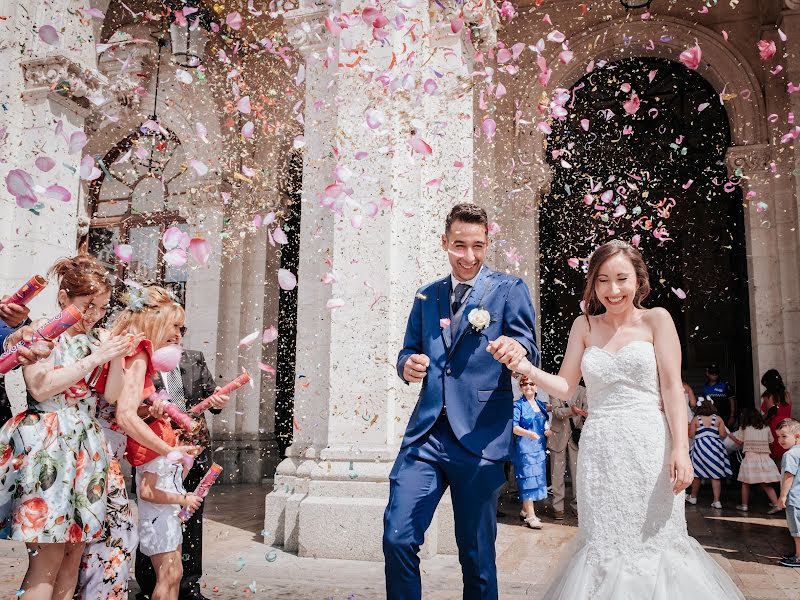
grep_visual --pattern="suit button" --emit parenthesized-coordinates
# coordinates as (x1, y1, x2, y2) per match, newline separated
(446, 368, 452, 375)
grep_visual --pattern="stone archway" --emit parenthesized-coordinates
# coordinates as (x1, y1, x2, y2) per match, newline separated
(509, 15, 790, 401)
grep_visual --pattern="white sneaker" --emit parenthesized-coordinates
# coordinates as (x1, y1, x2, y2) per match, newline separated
(736, 504, 748, 512)
(686, 496, 697, 505)
(711, 501, 723, 509)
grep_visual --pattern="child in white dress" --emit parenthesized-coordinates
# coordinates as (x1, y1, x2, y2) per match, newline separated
(135, 424, 202, 600)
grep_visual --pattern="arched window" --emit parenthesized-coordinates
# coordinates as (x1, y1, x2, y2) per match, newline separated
(83, 126, 190, 304)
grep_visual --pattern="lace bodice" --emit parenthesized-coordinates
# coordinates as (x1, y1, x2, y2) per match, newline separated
(581, 340, 661, 415)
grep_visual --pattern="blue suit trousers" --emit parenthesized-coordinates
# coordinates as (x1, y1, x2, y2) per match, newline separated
(383, 417, 506, 600)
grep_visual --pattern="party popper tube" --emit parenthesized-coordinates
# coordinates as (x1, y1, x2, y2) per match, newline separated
(0, 305, 82, 374)
(142, 393, 199, 433)
(2, 275, 47, 306)
(178, 463, 223, 521)
(189, 370, 250, 415)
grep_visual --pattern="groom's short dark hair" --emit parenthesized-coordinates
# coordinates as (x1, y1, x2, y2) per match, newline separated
(445, 203, 488, 233)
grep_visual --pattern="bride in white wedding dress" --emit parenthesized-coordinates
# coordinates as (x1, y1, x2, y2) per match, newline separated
(488, 240, 744, 599)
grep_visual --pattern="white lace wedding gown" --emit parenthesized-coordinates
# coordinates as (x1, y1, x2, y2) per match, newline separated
(543, 341, 744, 599)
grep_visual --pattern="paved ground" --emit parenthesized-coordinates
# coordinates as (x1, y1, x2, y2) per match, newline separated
(0, 482, 799, 599)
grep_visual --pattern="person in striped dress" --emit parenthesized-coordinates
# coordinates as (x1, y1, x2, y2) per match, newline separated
(688, 399, 732, 509)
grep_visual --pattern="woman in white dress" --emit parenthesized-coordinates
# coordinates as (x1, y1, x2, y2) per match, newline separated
(488, 240, 744, 599)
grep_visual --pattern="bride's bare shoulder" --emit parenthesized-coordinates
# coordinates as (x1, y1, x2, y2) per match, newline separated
(640, 307, 676, 331)
(570, 314, 592, 339)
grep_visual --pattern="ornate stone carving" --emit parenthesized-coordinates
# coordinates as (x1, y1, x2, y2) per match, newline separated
(725, 144, 772, 174)
(785, 1, 800, 11)
(20, 55, 107, 115)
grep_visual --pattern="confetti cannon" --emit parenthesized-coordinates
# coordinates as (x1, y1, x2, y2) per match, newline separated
(2, 275, 47, 306)
(188, 370, 251, 415)
(0, 305, 82, 374)
(178, 463, 223, 521)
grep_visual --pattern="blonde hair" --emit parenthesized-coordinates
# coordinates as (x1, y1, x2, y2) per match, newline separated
(111, 286, 184, 350)
(776, 418, 800, 436)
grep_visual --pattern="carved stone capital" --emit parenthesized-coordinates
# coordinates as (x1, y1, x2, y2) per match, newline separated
(725, 144, 772, 175)
(20, 55, 107, 116)
(284, 0, 332, 58)
(785, 0, 800, 11)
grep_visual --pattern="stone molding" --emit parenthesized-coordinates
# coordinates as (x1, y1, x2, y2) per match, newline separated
(20, 55, 107, 116)
(785, 0, 800, 10)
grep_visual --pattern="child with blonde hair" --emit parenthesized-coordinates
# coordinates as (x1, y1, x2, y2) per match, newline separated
(776, 418, 800, 567)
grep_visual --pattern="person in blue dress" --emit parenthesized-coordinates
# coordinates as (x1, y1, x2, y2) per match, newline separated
(513, 377, 551, 529)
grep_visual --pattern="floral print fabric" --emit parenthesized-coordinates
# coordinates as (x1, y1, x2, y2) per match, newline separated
(0, 333, 110, 543)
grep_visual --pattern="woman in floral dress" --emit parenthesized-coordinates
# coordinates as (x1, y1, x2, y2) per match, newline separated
(0, 256, 132, 600)
(78, 285, 200, 600)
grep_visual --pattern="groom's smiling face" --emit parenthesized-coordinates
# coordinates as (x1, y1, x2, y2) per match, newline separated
(442, 220, 489, 282)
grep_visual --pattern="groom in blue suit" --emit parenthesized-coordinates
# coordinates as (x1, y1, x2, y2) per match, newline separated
(383, 203, 539, 599)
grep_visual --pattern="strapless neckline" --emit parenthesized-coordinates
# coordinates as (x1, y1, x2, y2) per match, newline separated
(585, 339, 654, 357)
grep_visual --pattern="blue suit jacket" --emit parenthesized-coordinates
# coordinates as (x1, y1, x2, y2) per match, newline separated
(396, 267, 539, 461)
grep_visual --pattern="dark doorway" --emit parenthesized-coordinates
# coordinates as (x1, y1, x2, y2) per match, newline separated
(274, 151, 302, 456)
(539, 57, 753, 405)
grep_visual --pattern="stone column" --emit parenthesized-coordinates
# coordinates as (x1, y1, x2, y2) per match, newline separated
(0, 0, 102, 311)
(264, 0, 485, 560)
(725, 144, 791, 402)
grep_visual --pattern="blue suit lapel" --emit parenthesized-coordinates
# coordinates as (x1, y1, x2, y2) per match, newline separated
(437, 277, 452, 349)
(450, 267, 493, 354)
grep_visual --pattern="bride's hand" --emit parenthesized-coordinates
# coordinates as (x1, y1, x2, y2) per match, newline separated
(669, 448, 693, 494)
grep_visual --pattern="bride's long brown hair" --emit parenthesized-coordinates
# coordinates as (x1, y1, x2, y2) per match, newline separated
(582, 241, 651, 321)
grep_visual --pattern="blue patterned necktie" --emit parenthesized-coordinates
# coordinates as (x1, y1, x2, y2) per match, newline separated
(452, 283, 470, 314)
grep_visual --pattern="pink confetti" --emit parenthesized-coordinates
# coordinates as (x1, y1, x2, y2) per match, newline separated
(580, 119, 590, 131)
(188, 238, 210, 264)
(241, 121, 254, 138)
(80, 8, 105, 18)
(758, 40, 776, 61)
(631, 235, 641, 248)
(34, 156, 55, 172)
(239, 331, 259, 347)
(537, 121, 552, 135)
(321, 272, 337, 284)
(682, 179, 694, 189)
(226, 11, 243, 30)
(80, 155, 101, 181)
(423, 79, 438, 94)
(152, 344, 183, 372)
(409, 137, 432, 155)
(679, 45, 702, 70)
(68, 131, 88, 154)
(262, 326, 278, 344)
(162, 227, 184, 250)
(44, 184, 71, 202)
(567, 258, 579, 269)
(190, 160, 208, 176)
(326, 299, 345, 311)
(258, 362, 276, 375)
(236, 96, 251, 114)
(440, 318, 451, 329)
(671, 287, 687, 300)
(482, 118, 497, 141)
(114, 244, 133, 263)
(272, 226, 288, 245)
(450, 18, 463, 34)
(697, 102, 709, 112)
(278, 269, 297, 291)
(623, 94, 640, 115)
(163, 248, 187, 267)
(559, 50, 574, 64)
(365, 109, 385, 129)
(547, 31, 565, 43)
(612, 205, 627, 218)
(38, 25, 59, 46)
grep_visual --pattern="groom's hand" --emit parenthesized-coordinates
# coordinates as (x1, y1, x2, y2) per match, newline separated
(403, 354, 430, 383)
(486, 336, 526, 366)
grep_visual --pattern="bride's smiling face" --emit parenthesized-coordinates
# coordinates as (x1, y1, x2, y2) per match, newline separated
(594, 254, 639, 315)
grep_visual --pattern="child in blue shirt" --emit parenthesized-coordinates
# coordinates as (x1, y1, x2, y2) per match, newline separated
(776, 418, 800, 567)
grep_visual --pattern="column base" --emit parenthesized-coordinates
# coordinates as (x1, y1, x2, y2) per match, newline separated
(263, 447, 457, 560)
(210, 432, 281, 484)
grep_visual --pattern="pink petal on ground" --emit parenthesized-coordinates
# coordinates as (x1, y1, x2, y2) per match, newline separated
(758, 40, 777, 61)
(482, 118, 497, 141)
(163, 248, 187, 267)
(423, 79, 438, 94)
(38, 25, 60, 45)
(272, 227, 289, 245)
(68, 131, 88, 154)
(547, 30, 565, 43)
(162, 226, 183, 250)
(241, 121, 255, 139)
(537, 121, 552, 135)
(497, 48, 512, 64)
(321, 272, 337, 284)
(80, 155, 101, 180)
(81, 8, 105, 18)
(262, 326, 278, 343)
(35, 156, 56, 172)
(6, 169, 35, 198)
(44, 185, 71, 202)
(409, 137, 432, 155)
(365, 109, 385, 129)
(190, 160, 208, 176)
(278, 269, 297, 291)
(623, 94, 640, 114)
(324, 16, 342, 35)
(239, 330, 260, 347)
(152, 344, 183, 372)
(365, 201, 379, 217)
(326, 298, 345, 311)
(237, 96, 251, 114)
(188, 237, 210, 264)
(114, 244, 133, 263)
(351, 214, 363, 229)
(559, 50, 574, 64)
(226, 11, 243, 30)
(671, 287, 687, 300)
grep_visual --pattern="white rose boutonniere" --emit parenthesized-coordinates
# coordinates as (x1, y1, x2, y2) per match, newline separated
(468, 308, 491, 332)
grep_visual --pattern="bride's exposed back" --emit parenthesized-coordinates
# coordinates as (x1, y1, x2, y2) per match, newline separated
(488, 240, 744, 599)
